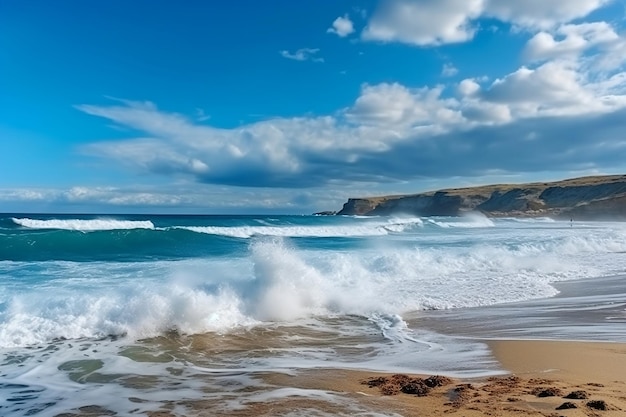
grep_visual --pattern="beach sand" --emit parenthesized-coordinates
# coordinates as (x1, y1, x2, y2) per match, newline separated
(228, 340, 626, 417)
(139, 273, 626, 416)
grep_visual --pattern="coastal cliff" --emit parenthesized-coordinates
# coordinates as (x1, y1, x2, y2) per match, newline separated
(337, 175, 626, 219)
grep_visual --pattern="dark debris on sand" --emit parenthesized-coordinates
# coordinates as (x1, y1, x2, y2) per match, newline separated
(362, 374, 620, 416)
(447, 383, 477, 408)
(556, 401, 578, 410)
(361, 374, 452, 397)
(587, 399, 608, 410)
(532, 387, 563, 397)
(564, 390, 588, 399)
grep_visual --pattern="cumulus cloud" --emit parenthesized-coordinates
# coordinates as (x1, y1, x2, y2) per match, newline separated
(486, 0, 611, 30)
(77, 50, 626, 190)
(327, 15, 355, 37)
(346, 83, 463, 131)
(75, 3, 626, 191)
(464, 60, 626, 123)
(525, 22, 620, 62)
(482, 62, 594, 116)
(79, 99, 388, 187)
(458, 79, 481, 97)
(279, 48, 324, 62)
(362, 0, 483, 46)
(360, 0, 611, 46)
(524, 21, 626, 75)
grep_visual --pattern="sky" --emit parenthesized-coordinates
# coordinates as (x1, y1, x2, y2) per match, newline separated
(2, 0, 626, 214)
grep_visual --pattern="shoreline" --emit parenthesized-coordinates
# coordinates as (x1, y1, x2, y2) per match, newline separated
(406, 273, 626, 343)
(147, 273, 626, 416)
(238, 339, 626, 417)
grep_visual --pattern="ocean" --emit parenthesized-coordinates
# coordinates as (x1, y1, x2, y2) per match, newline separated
(1, 213, 626, 416)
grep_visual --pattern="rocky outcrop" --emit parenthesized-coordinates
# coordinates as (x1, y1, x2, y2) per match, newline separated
(336, 175, 626, 219)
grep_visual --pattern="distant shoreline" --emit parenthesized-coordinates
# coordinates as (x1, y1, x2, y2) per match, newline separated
(334, 174, 626, 219)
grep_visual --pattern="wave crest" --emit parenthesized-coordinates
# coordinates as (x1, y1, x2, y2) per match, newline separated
(12, 218, 155, 231)
(177, 218, 424, 238)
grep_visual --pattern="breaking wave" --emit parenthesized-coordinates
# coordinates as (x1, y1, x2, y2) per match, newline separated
(12, 217, 155, 231)
(2, 225, 626, 348)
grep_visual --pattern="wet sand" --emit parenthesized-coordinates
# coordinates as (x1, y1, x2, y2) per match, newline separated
(243, 340, 626, 416)
(140, 340, 625, 416)
(141, 275, 626, 416)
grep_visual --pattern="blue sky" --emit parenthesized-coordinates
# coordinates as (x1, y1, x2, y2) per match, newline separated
(2, 0, 626, 213)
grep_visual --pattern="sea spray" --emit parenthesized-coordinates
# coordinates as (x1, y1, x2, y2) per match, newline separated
(3, 214, 626, 416)
(3, 221, 626, 348)
(244, 238, 327, 321)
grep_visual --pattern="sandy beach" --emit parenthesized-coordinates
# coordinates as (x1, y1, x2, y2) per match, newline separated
(229, 340, 626, 417)
(158, 272, 626, 417)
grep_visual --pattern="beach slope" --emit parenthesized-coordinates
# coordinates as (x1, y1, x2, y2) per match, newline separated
(253, 341, 626, 416)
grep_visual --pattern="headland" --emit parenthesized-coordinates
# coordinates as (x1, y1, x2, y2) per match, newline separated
(335, 174, 626, 219)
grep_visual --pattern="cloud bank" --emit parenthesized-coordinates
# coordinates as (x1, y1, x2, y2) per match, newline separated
(78, 58, 626, 190)
(69, 0, 626, 210)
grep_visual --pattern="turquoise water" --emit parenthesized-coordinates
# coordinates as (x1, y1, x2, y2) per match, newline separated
(1, 213, 626, 416)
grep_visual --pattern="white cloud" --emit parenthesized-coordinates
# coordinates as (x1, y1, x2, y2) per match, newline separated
(458, 79, 481, 97)
(485, 0, 611, 30)
(279, 48, 324, 62)
(523, 21, 626, 75)
(0, 189, 51, 202)
(442, 63, 459, 77)
(346, 83, 463, 131)
(76, 51, 626, 190)
(79, 100, 395, 187)
(360, 0, 611, 46)
(485, 63, 590, 107)
(327, 15, 355, 37)
(484, 64, 612, 118)
(461, 101, 512, 124)
(0, 184, 345, 213)
(525, 22, 620, 62)
(362, 0, 483, 46)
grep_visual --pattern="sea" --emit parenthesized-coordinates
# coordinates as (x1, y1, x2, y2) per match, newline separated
(1, 212, 626, 416)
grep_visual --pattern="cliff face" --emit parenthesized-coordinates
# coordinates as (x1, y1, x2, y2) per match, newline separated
(336, 175, 626, 219)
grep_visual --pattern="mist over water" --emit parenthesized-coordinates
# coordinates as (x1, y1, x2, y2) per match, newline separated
(2, 213, 626, 416)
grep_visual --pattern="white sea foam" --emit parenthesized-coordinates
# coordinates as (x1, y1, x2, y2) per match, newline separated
(0, 274, 254, 347)
(177, 217, 423, 238)
(4, 217, 626, 417)
(3, 224, 626, 349)
(427, 211, 495, 228)
(504, 217, 556, 223)
(12, 217, 155, 231)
